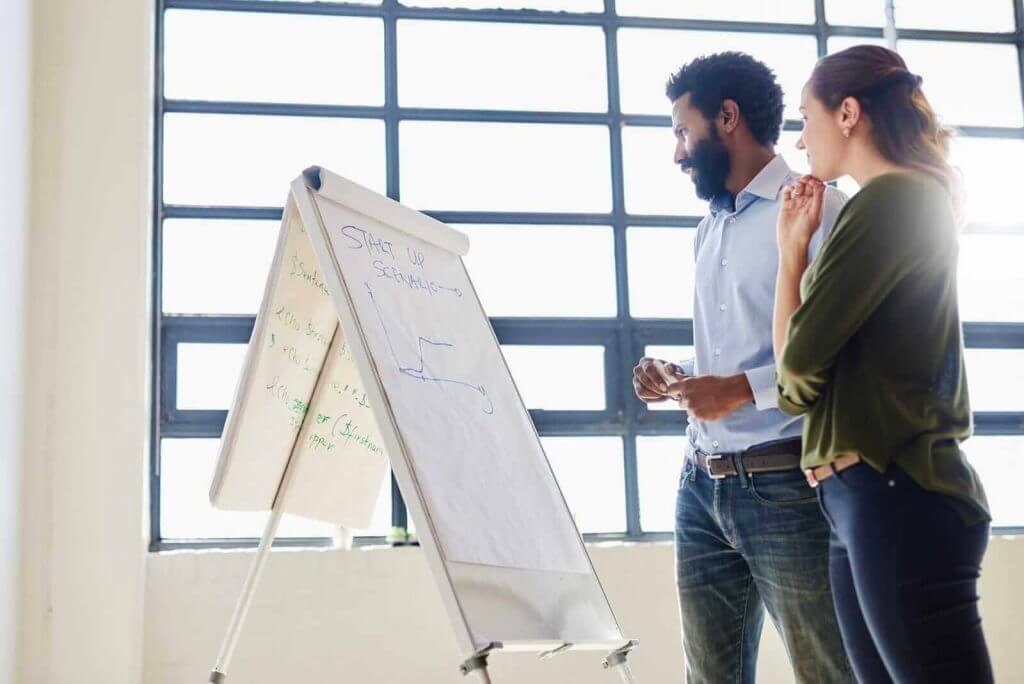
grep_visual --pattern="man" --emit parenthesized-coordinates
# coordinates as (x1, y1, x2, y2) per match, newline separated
(633, 52, 854, 683)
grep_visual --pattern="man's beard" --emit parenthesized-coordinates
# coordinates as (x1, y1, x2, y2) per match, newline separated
(680, 129, 731, 203)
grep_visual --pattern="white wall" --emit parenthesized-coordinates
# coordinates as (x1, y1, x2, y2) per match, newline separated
(0, 0, 31, 682)
(18, 0, 153, 680)
(145, 538, 1024, 683)
(142, 543, 745, 683)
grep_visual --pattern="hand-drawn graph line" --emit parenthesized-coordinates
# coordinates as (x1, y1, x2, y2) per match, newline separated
(365, 281, 494, 415)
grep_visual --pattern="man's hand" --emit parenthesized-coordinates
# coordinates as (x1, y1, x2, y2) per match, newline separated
(666, 374, 754, 421)
(632, 357, 687, 403)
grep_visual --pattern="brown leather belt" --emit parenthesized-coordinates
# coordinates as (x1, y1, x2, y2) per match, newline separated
(804, 452, 862, 488)
(691, 438, 802, 480)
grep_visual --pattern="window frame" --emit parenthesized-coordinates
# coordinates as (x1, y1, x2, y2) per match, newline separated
(152, 0, 1024, 551)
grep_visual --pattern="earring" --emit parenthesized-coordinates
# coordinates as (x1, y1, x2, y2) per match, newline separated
(843, 127, 852, 138)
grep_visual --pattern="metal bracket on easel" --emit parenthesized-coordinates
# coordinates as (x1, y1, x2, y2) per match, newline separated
(460, 642, 502, 682)
(538, 642, 573, 660)
(603, 640, 639, 683)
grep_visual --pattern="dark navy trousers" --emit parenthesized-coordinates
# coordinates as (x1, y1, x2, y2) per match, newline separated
(818, 463, 994, 684)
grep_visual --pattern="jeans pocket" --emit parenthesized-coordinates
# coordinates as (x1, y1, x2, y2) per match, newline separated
(749, 470, 818, 506)
(832, 462, 889, 491)
(678, 459, 695, 490)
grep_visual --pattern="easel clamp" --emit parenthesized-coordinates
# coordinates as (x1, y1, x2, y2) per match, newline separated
(460, 642, 502, 677)
(603, 639, 639, 669)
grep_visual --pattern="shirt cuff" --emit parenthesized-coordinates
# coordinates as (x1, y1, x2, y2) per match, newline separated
(744, 364, 778, 410)
(676, 357, 696, 377)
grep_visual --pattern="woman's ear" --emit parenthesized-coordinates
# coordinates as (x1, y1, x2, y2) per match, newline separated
(838, 96, 862, 136)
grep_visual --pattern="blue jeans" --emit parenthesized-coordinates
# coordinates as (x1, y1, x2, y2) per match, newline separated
(675, 455, 854, 683)
(819, 462, 993, 683)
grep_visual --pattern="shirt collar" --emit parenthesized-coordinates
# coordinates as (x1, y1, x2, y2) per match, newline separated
(742, 153, 792, 202)
(710, 154, 793, 216)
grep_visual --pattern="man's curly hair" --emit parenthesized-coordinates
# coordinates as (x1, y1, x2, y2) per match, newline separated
(665, 52, 784, 147)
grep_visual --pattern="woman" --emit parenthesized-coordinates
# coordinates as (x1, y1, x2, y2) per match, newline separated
(773, 45, 993, 683)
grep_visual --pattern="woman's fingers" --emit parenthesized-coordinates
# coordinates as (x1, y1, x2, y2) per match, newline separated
(807, 180, 825, 221)
(792, 178, 826, 217)
(785, 182, 806, 203)
(780, 185, 795, 210)
(794, 175, 824, 195)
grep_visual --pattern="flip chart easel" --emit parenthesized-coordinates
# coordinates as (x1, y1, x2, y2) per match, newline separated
(207, 167, 638, 683)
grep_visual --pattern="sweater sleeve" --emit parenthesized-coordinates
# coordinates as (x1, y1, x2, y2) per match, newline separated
(777, 176, 937, 415)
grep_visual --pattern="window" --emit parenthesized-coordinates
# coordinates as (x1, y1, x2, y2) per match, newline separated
(154, 0, 1024, 549)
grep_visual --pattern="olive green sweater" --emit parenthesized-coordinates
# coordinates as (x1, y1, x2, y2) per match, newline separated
(777, 172, 990, 524)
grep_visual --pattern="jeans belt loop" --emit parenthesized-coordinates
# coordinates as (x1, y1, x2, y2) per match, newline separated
(733, 452, 750, 489)
(805, 467, 820, 488)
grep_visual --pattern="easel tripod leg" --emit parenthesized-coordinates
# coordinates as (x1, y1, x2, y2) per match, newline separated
(610, 660, 636, 684)
(207, 503, 287, 682)
(460, 655, 491, 683)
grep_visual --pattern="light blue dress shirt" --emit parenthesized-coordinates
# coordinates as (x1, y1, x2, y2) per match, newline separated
(677, 155, 847, 456)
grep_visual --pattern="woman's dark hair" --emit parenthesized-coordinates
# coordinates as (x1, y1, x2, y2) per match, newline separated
(665, 51, 784, 147)
(809, 44, 962, 221)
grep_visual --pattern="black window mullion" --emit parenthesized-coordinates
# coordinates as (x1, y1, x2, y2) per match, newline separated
(814, 0, 827, 57)
(154, 0, 1024, 549)
(166, 0, 384, 18)
(964, 322, 1024, 348)
(1016, 0, 1024, 128)
(151, 0, 168, 551)
(381, 0, 409, 542)
(604, 0, 643, 537)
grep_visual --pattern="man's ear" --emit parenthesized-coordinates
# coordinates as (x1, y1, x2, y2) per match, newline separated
(719, 98, 741, 135)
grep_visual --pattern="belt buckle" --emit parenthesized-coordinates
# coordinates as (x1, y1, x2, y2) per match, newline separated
(705, 453, 728, 480)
